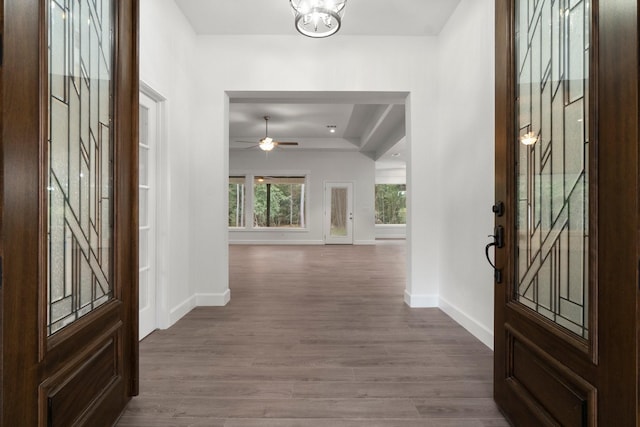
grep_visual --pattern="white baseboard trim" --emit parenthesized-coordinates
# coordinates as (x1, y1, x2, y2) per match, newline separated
(354, 240, 377, 245)
(404, 290, 439, 307)
(166, 290, 231, 328)
(168, 295, 196, 327)
(439, 296, 494, 350)
(229, 240, 324, 245)
(196, 289, 231, 306)
(375, 234, 407, 239)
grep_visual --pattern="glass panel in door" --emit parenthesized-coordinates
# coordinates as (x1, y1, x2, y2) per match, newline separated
(325, 183, 353, 245)
(330, 187, 348, 237)
(514, 0, 590, 338)
(47, 0, 114, 336)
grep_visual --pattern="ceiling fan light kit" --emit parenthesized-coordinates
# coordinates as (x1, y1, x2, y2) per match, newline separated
(237, 116, 299, 152)
(259, 137, 275, 151)
(290, 0, 347, 38)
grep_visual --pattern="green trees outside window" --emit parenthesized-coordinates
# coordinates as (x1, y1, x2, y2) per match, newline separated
(375, 184, 406, 224)
(254, 176, 306, 228)
(229, 176, 246, 227)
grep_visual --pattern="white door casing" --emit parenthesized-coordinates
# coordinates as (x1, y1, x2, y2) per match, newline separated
(139, 91, 157, 339)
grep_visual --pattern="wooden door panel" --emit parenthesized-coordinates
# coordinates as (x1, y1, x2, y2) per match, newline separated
(2, 1, 44, 424)
(1, 0, 138, 425)
(504, 305, 596, 376)
(42, 336, 119, 426)
(494, 0, 638, 425)
(507, 328, 595, 426)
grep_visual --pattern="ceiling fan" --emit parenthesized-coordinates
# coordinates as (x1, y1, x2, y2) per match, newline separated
(236, 116, 299, 151)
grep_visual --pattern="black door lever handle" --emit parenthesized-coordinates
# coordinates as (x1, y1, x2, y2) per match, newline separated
(485, 234, 502, 283)
(485, 237, 497, 270)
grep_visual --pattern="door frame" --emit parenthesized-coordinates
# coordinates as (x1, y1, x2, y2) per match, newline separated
(494, 0, 639, 424)
(138, 82, 171, 334)
(324, 181, 354, 245)
(138, 90, 157, 339)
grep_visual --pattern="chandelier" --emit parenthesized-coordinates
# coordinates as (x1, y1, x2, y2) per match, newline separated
(290, 0, 347, 38)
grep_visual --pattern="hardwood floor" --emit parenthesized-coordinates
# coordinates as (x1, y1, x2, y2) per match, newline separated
(117, 244, 509, 426)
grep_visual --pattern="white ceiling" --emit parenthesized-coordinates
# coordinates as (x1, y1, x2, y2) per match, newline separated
(176, 1, 463, 168)
(174, 0, 462, 36)
(229, 92, 406, 164)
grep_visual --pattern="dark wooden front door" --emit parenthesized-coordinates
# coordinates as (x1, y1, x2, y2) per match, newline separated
(1, 0, 139, 425)
(494, 0, 638, 425)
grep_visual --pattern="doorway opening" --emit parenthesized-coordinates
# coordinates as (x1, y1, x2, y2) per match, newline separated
(226, 90, 408, 265)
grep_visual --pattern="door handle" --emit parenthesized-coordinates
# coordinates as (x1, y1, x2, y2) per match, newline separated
(485, 234, 502, 284)
(494, 225, 504, 248)
(487, 201, 505, 284)
(485, 238, 497, 270)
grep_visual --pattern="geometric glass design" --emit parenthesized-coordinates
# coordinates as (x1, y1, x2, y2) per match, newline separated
(47, 0, 114, 335)
(515, 0, 590, 338)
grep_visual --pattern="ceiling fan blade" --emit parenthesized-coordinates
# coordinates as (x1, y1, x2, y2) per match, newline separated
(235, 140, 258, 144)
(274, 142, 299, 146)
(244, 145, 259, 149)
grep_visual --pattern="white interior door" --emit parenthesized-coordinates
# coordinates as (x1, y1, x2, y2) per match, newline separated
(324, 182, 353, 244)
(139, 92, 157, 339)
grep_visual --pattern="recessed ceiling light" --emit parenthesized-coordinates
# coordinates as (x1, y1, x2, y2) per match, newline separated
(327, 125, 337, 133)
(391, 153, 401, 157)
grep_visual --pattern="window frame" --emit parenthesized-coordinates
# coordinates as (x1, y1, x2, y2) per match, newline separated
(228, 172, 310, 232)
(228, 175, 247, 228)
(374, 183, 407, 225)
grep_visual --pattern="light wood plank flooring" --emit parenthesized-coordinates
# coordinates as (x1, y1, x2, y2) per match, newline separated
(117, 244, 509, 426)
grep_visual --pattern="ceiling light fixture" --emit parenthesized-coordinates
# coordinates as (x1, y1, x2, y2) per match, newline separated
(327, 125, 337, 133)
(259, 137, 275, 151)
(290, 0, 347, 38)
(259, 116, 276, 151)
(520, 131, 538, 146)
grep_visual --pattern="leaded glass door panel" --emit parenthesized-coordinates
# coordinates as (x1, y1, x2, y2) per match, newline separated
(514, 0, 590, 340)
(494, 0, 639, 425)
(48, 0, 115, 335)
(1, 0, 139, 425)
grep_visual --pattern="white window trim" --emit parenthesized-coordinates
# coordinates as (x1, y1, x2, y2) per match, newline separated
(229, 170, 311, 231)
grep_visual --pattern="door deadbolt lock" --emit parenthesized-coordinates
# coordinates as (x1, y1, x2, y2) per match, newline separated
(492, 201, 505, 217)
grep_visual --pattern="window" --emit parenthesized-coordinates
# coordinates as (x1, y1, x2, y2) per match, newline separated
(253, 176, 306, 228)
(375, 184, 406, 224)
(229, 176, 246, 227)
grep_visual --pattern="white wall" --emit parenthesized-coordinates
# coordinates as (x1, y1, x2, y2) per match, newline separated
(375, 167, 407, 185)
(229, 150, 376, 245)
(375, 225, 406, 239)
(190, 35, 441, 307)
(140, 0, 208, 327)
(436, 0, 496, 348)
